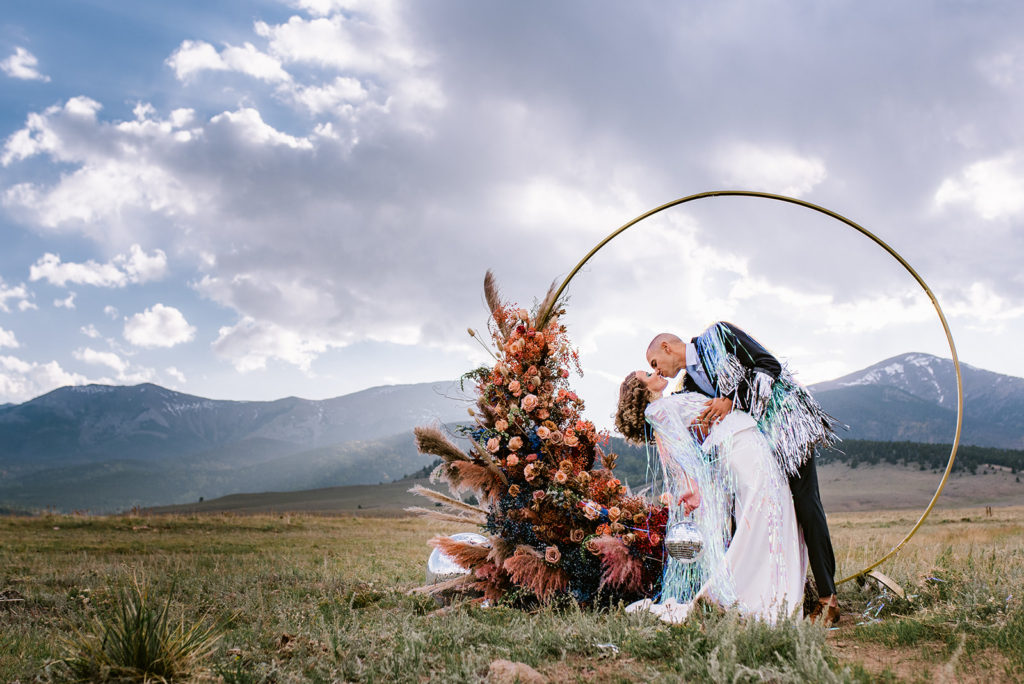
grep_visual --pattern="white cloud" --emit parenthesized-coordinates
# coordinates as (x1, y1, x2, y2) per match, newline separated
(0, 327, 19, 349)
(0, 279, 33, 312)
(166, 366, 187, 384)
(30, 246, 167, 288)
(934, 152, 1024, 220)
(54, 292, 76, 309)
(209, 108, 313, 149)
(292, 76, 368, 114)
(0, 47, 50, 82)
(212, 317, 332, 371)
(166, 39, 291, 83)
(124, 304, 196, 348)
(73, 347, 128, 374)
(0, 355, 87, 403)
(81, 324, 101, 338)
(712, 142, 827, 197)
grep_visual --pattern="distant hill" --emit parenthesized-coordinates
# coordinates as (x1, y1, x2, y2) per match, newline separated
(0, 382, 470, 512)
(810, 353, 1024, 449)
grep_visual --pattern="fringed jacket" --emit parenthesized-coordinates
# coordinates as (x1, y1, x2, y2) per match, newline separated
(680, 321, 839, 477)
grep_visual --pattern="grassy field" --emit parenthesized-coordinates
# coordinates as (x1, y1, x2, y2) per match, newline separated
(1, 506, 1021, 682)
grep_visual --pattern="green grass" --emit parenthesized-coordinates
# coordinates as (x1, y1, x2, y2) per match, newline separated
(1, 508, 1021, 682)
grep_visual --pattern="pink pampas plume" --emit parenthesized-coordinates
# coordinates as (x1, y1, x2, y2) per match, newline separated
(430, 535, 491, 571)
(502, 546, 568, 603)
(591, 535, 642, 593)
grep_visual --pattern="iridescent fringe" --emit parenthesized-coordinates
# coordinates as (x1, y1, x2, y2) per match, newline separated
(645, 395, 737, 606)
(697, 324, 840, 477)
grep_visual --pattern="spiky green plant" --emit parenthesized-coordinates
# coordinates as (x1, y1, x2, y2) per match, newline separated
(54, 573, 223, 682)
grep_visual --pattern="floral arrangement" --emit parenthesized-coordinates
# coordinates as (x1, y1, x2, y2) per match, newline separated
(409, 272, 668, 605)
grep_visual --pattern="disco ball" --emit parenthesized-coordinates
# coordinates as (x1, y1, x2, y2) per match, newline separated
(665, 519, 704, 563)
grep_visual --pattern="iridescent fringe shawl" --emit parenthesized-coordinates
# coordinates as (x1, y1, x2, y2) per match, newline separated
(694, 323, 840, 477)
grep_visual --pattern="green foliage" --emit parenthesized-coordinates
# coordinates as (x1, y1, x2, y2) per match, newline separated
(54, 573, 224, 682)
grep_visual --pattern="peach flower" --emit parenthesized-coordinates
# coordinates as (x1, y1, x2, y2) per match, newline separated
(526, 453, 538, 462)
(649, 532, 661, 545)
(521, 394, 538, 412)
(535, 408, 550, 420)
(549, 431, 563, 445)
(508, 380, 521, 396)
(582, 501, 601, 520)
(508, 436, 523, 451)
(576, 471, 591, 485)
(607, 506, 621, 523)
(486, 437, 500, 453)
(536, 426, 551, 440)
(532, 490, 546, 502)
(524, 463, 540, 481)
(563, 432, 579, 447)
(610, 522, 625, 534)
(570, 529, 585, 543)
(595, 524, 610, 536)
(517, 308, 530, 321)
(554, 471, 568, 484)
(545, 546, 561, 564)
(495, 419, 509, 433)
(506, 454, 520, 467)
(508, 484, 520, 497)
(558, 460, 574, 473)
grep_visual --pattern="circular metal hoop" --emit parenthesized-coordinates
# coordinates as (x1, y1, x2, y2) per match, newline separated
(540, 190, 963, 584)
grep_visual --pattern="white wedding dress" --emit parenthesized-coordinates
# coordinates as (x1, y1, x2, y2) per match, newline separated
(627, 393, 808, 624)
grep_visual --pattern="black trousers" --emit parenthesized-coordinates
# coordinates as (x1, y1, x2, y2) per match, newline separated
(788, 450, 836, 598)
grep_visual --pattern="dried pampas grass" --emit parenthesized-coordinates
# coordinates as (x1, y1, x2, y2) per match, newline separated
(590, 535, 643, 592)
(484, 270, 510, 339)
(502, 546, 568, 603)
(430, 535, 491, 571)
(415, 426, 470, 464)
(408, 485, 488, 517)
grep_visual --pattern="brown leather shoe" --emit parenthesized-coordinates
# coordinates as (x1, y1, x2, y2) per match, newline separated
(809, 597, 840, 626)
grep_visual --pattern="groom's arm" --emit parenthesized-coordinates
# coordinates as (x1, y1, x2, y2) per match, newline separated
(718, 322, 781, 379)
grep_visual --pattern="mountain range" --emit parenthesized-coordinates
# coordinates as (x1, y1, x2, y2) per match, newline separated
(0, 351, 1019, 512)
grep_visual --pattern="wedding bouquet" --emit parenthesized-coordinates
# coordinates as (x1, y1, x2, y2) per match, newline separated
(410, 272, 668, 606)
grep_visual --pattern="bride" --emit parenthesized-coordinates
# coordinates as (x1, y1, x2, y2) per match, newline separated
(615, 370, 808, 624)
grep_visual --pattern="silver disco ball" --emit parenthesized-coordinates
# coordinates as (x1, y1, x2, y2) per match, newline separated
(425, 532, 490, 585)
(665, 520, 704, 563)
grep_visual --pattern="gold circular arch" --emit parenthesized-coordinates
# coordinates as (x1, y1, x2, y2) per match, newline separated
(539, 190, 963, 584)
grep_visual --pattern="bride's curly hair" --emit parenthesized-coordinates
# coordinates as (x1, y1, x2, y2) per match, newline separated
(614, 372, 654, 445)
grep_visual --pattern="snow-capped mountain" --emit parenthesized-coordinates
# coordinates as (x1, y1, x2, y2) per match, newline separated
(811, 353, 1024, 448)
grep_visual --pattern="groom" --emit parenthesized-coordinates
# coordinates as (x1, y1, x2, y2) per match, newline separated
(646, 322, 841, 626)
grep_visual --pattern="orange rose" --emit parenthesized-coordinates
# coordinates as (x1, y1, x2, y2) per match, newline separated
(508, 380, 521, 395)
(495, 419, 509, 432)
(508, 436, 523, 451)
(536, 426, 551, 439)
(563, 432, 579, 447)
(554, 471, 568, 484)
(595, 524, 610, 536)
(521, 394, 538, 412)
(607, 506, 621, 522)
(582, 501, 600, 520)
(545, 546, 561, 564)
(649, 532, 661, 545)
(506, 454, 520, 467)
(486, 437, 500, 453)
(570, 529, 585, 543)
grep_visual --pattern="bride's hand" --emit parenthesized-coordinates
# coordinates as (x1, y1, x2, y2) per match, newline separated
(680, 488, 701, 514)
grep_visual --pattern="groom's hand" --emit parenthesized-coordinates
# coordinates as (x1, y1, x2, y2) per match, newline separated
(699, 397, 733, 424)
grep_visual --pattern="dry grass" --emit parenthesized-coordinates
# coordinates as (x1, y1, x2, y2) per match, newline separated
(1, 506, 1021, 682)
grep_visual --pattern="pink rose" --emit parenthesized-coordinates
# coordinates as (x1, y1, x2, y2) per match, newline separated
(506, 454, 520, 467)
(535, 408, 550, 420)
(554, 471, 568, 484)
(495, 419, 508, 432)
(570, 529, 585, 543)
(508, 380, 521, 396)
(545, 546, 561, 564)
(549, 431, 563, 445)
(536, 426, 551, 439)
(486, 437, 500, 453)
(521, 394, 538, 412)
(524, 463, 539, 482)
(508, 436, 523, 451)
(526, 453, 538, 462)
(607, 506, 621, 523)
(582, 501, 600, 520)
(649, 532, 661, 545)
(533, 490, 546, 502)
(563, 432, 579, 447)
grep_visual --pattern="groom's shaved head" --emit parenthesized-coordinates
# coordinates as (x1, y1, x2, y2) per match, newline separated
(647, 333, 682, 356)
(646, 332, 687, 378)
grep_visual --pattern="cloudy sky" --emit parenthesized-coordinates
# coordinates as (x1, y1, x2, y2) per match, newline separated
(1, 0, 1022, 426)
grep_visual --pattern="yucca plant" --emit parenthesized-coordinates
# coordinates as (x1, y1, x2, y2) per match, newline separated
(55, 573, 223, 682)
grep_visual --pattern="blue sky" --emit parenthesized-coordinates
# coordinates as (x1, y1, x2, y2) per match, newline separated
(1, 1, 1023, 426)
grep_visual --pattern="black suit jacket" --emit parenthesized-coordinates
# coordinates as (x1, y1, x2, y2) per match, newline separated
(680, 321, 781, 412)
